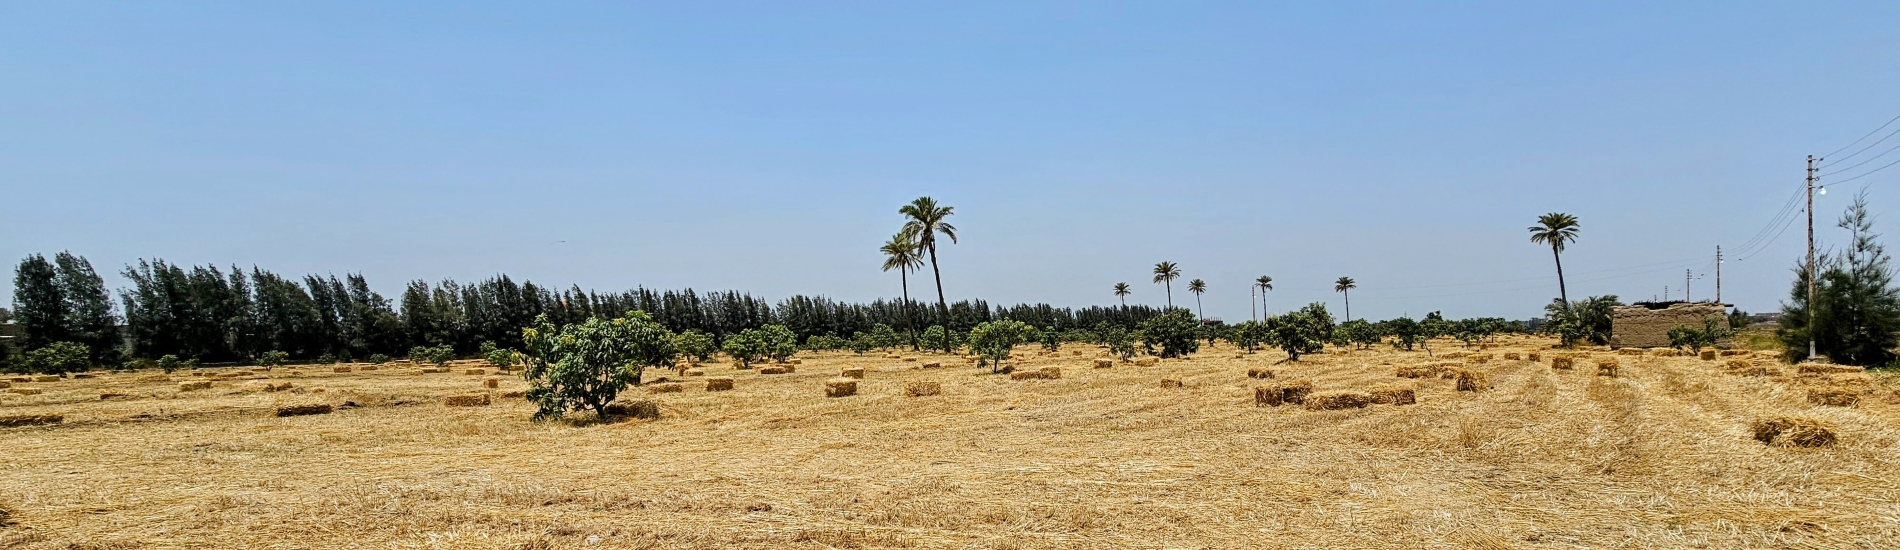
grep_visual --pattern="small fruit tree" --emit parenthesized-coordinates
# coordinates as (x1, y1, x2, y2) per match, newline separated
(1264, 303, 1335, 361)
(1139, 310, 1201, 358)
(758, 324, 799, 363)
(520, 311, 678, 421)
(968, 320, 1033, 373)
(722, 328, 767, 369)
(257, 350, 289, 370)
(409, 345, 455, 366)
(23, 342, 90, 376)
(675, 330, 717, 364)
(1668, 318, 1731, 354)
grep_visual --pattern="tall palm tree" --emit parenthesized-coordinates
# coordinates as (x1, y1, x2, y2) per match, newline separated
(1528, 212, 1581, 308)
(1255, 275, 1273, 319)
(880, 229, 925, 350)
(899, 197, 957, 337)
(1187, 279, 1207, 321)
(1113, 282, 1132, 308)
(1152, 262, 1181, 309)
(1334, 276, 1357, 322)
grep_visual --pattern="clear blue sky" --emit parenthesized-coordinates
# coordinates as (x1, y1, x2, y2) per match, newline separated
(3, 1, 1897, 322)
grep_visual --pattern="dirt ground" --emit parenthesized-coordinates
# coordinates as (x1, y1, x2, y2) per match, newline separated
(2, 337, 1898, 549)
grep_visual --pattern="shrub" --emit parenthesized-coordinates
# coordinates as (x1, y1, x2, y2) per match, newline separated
(921, 325, 958, 352)
(1228, 321, 1267, 352)
(521, 311, 678, 421)
(258, 350, 289, 369)
(723, 329, 767, 368)
(804, 333, 848, 351)
(847, 331, 875, 354)
(1040, 326, 1061, 352)
(868, 324, 900, 350)
(1139, 310, 1201, 359)
(1668, 318, 1730, 354)
(1102, 325, 1139, 361)
(23, 342, 90, 376)
(367, 353, 391, 364)
(156, 355, 187, 373)
(759, 324, 799, 363)
(1265, 304, 1334, 361)
(485, 348, 519, 369)
(675, 330, 717, 362)
(968, 320, 1033, 373)
(315, 353, 336, 365)
(1337, 319, 1380, 350)
(409, 345, 454, 366)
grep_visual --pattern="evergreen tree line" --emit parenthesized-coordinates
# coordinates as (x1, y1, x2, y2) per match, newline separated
(9, 254, 1167, 366)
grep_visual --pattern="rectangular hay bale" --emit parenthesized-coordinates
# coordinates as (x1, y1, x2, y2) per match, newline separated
(1551, 357, 1574, 370)
(1303, 391, 1372, 411)
(1159, 378, 1183, 389)
(647, 383, 684, 394)
(1751, 416, 1836, 447)
(1806, 387, 1860, 407)
(274, 403, 333, 417)
(841, 367, 866, 379)
(706, 377, 735, 391)
(178, 381, 212, 391)
(0, 414, 63, 427)
(824, 378, 858, 398)
(1369, 387, 1416, 406)
(1038, 366, 1061, 380)
(905, 381, 942, 397)
(1248, 367, 1275, 379)
(444, 393, 491, 407)
(1596, 359, 1620, 377)
(1093, 359, 1114, 369)
(1455, 370, 1489, 392)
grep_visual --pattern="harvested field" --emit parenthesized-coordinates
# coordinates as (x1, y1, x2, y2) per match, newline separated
(1, 339, 1898, 549)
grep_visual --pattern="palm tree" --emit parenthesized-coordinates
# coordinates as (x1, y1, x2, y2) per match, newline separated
(1255, 275, 1273, 319)
(1334, 276, 1357, 322)
(900, 197, 958, 339)
(880, 229, 925, 350)
(1528, 212, 1581, 308)
(1187, 279, 1207, 321)
(1152, 262, 1181, 309)
(1113, 282, 1132, 308)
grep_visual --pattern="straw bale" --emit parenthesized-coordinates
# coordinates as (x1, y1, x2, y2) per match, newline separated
(648, 383, 684, 394)
(921, 362, 942, 369)
(1369, 387, 1417, 406)
(0, 414, 62, 427)
(1038, 366, 1061, 380)
(1596, 359, 1620, 378)
(604, 399, 660, 419)
(9, 376, 29, 382)
(333, 366, 352, 373)
(264, 382, 293, 392)
(884, 354, 901, 359)
(1159, 378, 1183, 389)
(902, 357, 917, 362)
(32, 375, 59, 383)
(1503, 352, 1521, 361)
(178, 381, 212, 392)
(1468, 354, 1492, 364)
(1135, 357, 1160, 367)
(706, 377, 735, 391)
(456, 368, 482, 375)
(1720, 349, 1753, 357)
(759, 366, 789, 375)
(824, 378, 858, 398)
(841, 367, 866, 379)
(274, 404, 332, 417)
(443, 393, 491, 407)
(1806, 387, 1860, 407)
(1394, 365, 1438, 379)
(1010, 371, 1040, 381)
(1527, 352, 1541, 362)
(1751, 417, 1836, 447)
(1441, 351, 1466, 359)
(8, 387, 43, 395)
(1248, 367, 1276, 379)
(1698, 350, 1717, 360)
(1254, 385, 1283, 407)
(72, 373, 96, 379)
(683, 369, 705, 376)
(1798, 363, 1865, 375)
(499, 390, 526, 399)
(1072, 350, 1083, 356)
(1304, 391, 1372, 411)
(791, 359, 803, 365)
(1617, 348, 1644, 356)
(483, 377, 499, 388)
(99, 390, 133, 400)
(360, 365, 378, 371)
(1093, 359, 1114, 369)
(1551, 357, 1574, 370)
(1455, 370, 1489, 392)
(1278, 380, 1314, 405)
(1437, 364, 1463, 379)
(781, 365, 797, 373)
(905, 381, 942, 397)
(0, 380, 7, 389)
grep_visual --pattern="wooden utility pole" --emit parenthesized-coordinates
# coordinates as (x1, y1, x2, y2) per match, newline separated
(1807, 155, 1819, 360)
(1685, 269, 1692, 302)
(1715, 246, 1722, 304)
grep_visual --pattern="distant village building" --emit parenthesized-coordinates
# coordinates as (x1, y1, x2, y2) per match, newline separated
(1610, 301, 1729, 349)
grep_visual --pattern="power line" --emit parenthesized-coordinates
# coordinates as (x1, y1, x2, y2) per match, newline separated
(1825, 157, 1900, 185)
(1819, 143, 1900, 177)
(1821, 114, 1900, 159)
(1735, 202, 1803, 262)
(1730, 181, 1807, 258)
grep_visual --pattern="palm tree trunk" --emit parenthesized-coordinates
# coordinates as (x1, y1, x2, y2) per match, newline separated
(901, 269, 916, 351)
(1165, 282, 1173, 309)
(1119, 296, 1126, 309)
(1250, 287, 1257, 322)
(927, 243, 949, 350)
(1552, 245, 1569, 308)
(1195, 295, 1203, 322)
(1344, 290, 1351, 322)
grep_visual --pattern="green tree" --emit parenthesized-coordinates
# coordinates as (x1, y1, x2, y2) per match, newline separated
(1103, 325, 1139, 361)
(1264, 303, 1334, 361)
(1187, 279, 1207, 322)
(1384, 317, 1423, 351)
(1778, 192, 1900, 365)
(1040, 325, 1062, 352)
(1668, 318, 1730, 354)
(847, 331, 875, 354)
(1543, 296, 1620, 347)
(1139, 309, 1200, 358)
(868, 323, 900, 350)
(409, 345, 454, 366)
(1152, 262, 1181, 309)
(900, 197, 958, 349)
(1254, 275, 1273, 320)
(1228, 320, 1267, 352)
(881, 230, 927, 350)
(12, 254, 70, 352)
(520, 311, 678, 421)
(1529, 213, 1582, 307)
(1338, 319, 1380, 350)
(722, 329, 767, 368)
(759, 324, 799, 362)
(155, 354, 187, 374)
(1333, 277, 1357, 323)
(967, 320, 1033, 373)
(257, 350, 289, 369)
(1113, 282, 1132, 309)
(674, 330, 717, 363)
(920, 325, 956, 352)
(22, 341, 89, 375)
(485, 347, 520, 369)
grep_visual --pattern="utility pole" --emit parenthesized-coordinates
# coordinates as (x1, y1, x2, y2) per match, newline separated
(1807, 155, 1819, 360)
(1685, 269, 1692, 302)
(1664, 286, 1669, 301)
(1715, 246, 1722, 304)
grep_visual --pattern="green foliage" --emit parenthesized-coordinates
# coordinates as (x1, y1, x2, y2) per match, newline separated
(1264, 303, 1335, 361)
(1039, 326, 1061, 352)
(1337, 319, 1381, 350)
(1138, 309, 1201, 359)
(22, 341, 90, 375)
(367, 353, 391, 364)
(1383, 317, 1423, 351)
(316, 353, 336, 364)
(758, 324, 799, 363)
(1668, 318, 1731, 353)
(847, 331, 875, 354)
(1101, 325, 1139, 361)
(675, 330, 718, 362)
(155, 354, 187, 373)
(521, 311, 678, 421)
(804, 333, 848, 351)
(1228, 321, 1267, 352)
(967, 320, 1033, 373)
(920, 325, 958, 352)
(409, 345, 454, 366)
(1728, 309, 1752, 330)
(258, 350, 289, 369)
(868, 324, 901, 350)
(1779, 192, 1900, 366)
(1543, 296, 1620, 347)
(722, 329, 767, 368)
(486, 348, 519, 369)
